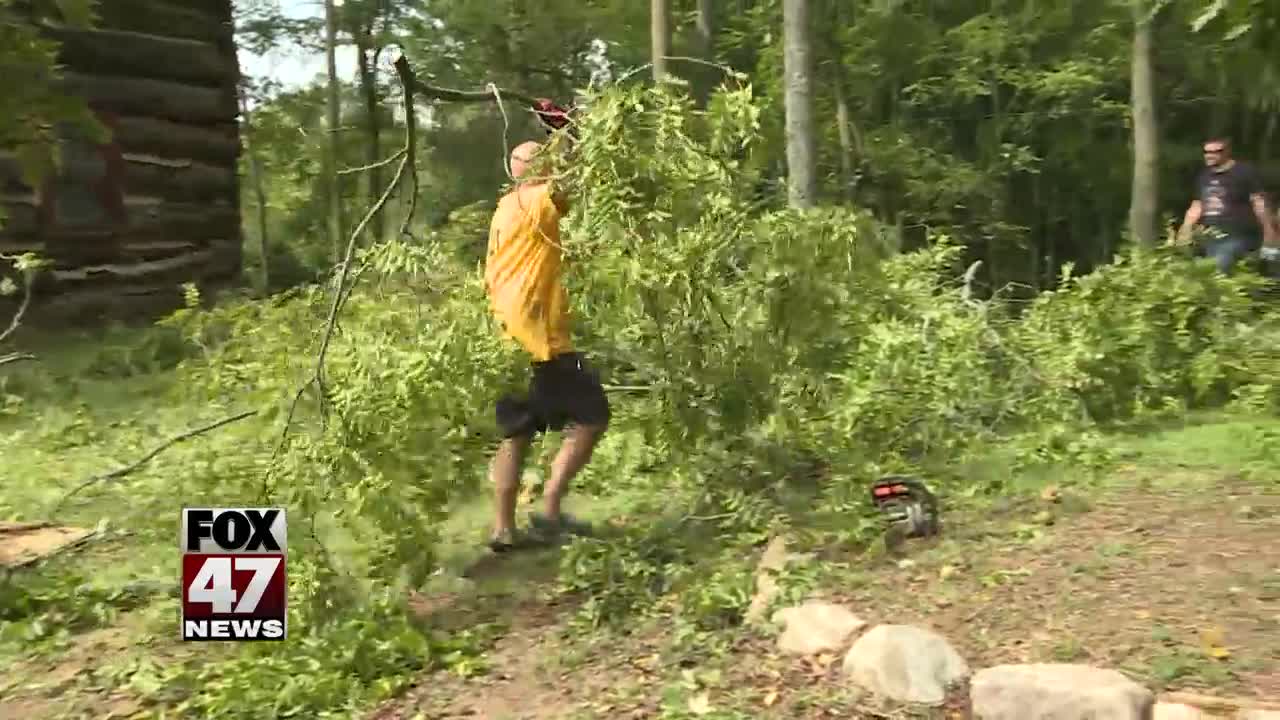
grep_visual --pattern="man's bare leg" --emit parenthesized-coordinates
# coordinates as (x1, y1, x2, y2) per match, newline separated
(491, 435, 530, 536)
(542, 422, 604, 522)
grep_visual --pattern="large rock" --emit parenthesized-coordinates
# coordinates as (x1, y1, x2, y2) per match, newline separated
(1153, 704, 1205, 720)
(771, 601, 867, 655)
(970, 664, 1154, 720)
(842, 624, 970, 705)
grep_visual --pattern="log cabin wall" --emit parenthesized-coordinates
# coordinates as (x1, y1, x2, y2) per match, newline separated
(0, 0, 242, 324)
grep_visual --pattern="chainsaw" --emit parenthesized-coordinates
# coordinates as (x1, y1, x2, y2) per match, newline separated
(532, 98, 577, 140)
(870, 475, 940, 539)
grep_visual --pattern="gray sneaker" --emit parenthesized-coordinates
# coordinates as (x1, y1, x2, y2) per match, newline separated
(487, 527, 543, 553)
(528, 511, 594, 540)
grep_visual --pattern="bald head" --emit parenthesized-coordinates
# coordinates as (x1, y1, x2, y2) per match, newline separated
(509, 141, 542, 180)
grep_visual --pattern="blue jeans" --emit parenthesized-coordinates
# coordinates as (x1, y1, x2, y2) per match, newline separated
(1201, 233, 1256, 274)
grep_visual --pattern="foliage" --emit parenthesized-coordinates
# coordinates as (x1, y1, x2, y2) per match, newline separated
(0, 564, 159, 655)
(1014, 249, 1274, 424)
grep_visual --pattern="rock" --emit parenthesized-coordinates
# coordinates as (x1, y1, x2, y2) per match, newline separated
(1153, 703, 1206, 720)
(970, 664, 1154, 720)
(771, 601, 867, 655)
(842, 624, 970, 706)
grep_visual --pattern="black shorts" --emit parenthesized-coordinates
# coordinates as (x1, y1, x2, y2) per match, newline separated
(495, 352, 610, 438)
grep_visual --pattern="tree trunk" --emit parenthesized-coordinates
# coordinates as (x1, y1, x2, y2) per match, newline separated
(1128, 0, 1159, 248)
(694, 0, 715, 106)
(324, 0, 345, 262)
(238, 93, 270, 295)
(355, 35, 383, 242)
(651, 0, 670, 83)
(783, 0, 816, 209)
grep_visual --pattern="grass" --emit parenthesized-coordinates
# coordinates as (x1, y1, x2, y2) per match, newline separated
(2, 327, 1279, 719)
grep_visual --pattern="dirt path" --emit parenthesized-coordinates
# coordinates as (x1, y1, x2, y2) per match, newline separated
(368, 595, 664, 720)
(371, 471, 1280, 719)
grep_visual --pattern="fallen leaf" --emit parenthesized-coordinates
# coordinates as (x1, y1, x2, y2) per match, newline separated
(815, 653, 836, 668)
(688, 691, 712, 715)
(1199, 626, 1231, 659)
(763, 690, 779, 707)
(939, 564, 958, 580)
(1041, 485, 1061, 502)
(1134, 610, 1151, 620)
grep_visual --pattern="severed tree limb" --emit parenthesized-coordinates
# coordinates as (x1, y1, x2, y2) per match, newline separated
(266, 52, 421, 494)
(399, 68, 539, 107)
(271, 152, 409, 456)
(0, 352, 34, 366)
(52, 410, 258, 515)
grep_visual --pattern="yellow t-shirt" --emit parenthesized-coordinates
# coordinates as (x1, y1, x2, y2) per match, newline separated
(484, 183, 573, 361)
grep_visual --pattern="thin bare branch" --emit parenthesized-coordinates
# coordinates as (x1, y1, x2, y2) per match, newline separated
(0, 267, 34, 346)
(338, 148, 407, 176)
(53, 410, 258, 514)
(0, 352, 34, 367)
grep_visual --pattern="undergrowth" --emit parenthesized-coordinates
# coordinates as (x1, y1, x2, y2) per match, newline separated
(2, 79, 1279, 718)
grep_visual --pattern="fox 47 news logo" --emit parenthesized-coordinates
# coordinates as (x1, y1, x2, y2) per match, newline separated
(181, 508, 287, 641)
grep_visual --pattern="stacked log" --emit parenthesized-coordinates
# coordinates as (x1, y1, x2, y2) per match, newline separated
(0, 0, 242, 323)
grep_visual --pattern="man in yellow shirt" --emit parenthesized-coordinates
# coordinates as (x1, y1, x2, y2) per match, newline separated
(484, 140, 609, 552)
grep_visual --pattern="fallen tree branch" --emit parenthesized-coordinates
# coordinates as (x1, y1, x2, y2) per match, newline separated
(53, 410, 257, 514)
(0, 258, 35, 346)
(0, 352, 34, 366)
(601, 384, 654, 393)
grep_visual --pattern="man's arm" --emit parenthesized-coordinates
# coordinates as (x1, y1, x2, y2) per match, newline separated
(1240, 165, 1277, 247)
(1177, 200, 1202, 245)
(1250, 192, 1278, 247)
